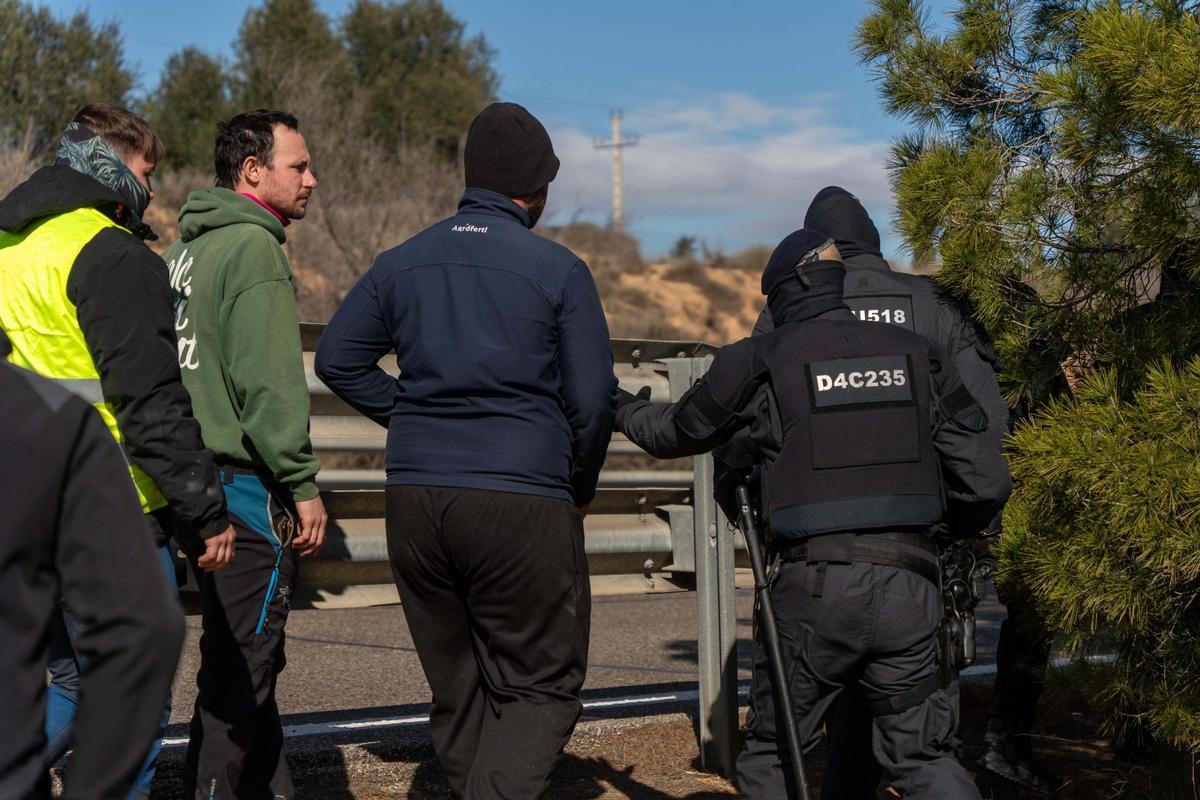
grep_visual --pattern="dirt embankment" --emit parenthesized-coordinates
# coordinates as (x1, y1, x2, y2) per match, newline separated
(149, 204, 765, 346)
(597, 260, 763, 345)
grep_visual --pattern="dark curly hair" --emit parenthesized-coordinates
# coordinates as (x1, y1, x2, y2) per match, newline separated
(214, 109, 299, 189)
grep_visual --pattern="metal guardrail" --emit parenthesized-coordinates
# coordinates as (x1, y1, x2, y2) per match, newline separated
(296, 322, 742, 774)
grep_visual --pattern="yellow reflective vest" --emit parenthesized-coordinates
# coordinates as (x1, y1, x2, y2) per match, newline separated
(0, 206, 167, 513)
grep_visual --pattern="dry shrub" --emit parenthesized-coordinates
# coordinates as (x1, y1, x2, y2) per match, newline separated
(546, 222, 642, 292)
(724, 244, 772, 273)
(268, 65, 462, 321)
(153, 168, 207, 222)
(661, 256, 702, 284)
(0, 130, 37, 199)
(661, 256, 744, 318)
(135, 63, 764, 345)
(142, 65, 463, 323)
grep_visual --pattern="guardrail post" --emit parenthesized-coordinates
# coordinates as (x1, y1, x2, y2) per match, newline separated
(667, 355, 739, 775)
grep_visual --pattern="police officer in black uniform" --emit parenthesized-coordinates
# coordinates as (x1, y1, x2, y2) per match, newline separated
(617, 228, 1011, 799)
(748, 185, 1022, 796)
(755, 187, 1061, 795)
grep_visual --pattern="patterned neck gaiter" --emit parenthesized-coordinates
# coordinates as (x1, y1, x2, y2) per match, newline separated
(54, 122, 151, 221)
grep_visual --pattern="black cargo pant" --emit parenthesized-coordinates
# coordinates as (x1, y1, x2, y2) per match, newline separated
(823, 577, 1054, 797)
(819, 672, 967, 797)
(386, 485, 591, 800)
(735, 560, 980, 800)
(185, 467, 299, 800)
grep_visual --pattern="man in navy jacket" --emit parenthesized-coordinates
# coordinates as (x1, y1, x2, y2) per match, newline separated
(316, 102, 617, 798)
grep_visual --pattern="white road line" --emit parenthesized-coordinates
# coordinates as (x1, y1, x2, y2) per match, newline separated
(161, 654, 1115, 749)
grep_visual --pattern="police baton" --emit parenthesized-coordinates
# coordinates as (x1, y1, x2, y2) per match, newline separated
(735, 485, 812, 800)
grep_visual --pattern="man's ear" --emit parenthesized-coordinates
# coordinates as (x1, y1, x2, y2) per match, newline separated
(240, 155, 262, 186)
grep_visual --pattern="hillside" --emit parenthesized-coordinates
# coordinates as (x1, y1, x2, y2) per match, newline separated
(146, 201, 766, 346)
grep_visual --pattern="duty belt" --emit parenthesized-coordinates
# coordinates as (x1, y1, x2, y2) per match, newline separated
(772, 531, 940, 586)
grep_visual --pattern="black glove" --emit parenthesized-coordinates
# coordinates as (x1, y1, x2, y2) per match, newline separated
(617, 385, 653, 412)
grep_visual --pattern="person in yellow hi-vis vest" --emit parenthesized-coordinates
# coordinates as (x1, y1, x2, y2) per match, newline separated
(0, 103, 236, 797)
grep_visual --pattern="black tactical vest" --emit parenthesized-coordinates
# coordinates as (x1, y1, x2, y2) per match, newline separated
(753, 317, 944, 539)
(842, 254, 938, 336)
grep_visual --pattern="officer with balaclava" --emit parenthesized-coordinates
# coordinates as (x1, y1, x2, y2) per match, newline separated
(755, 187, 1059, 795)
(617, 227, 1011, 799)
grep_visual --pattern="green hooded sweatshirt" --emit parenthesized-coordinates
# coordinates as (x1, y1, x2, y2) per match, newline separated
(163, 187, 319, 501)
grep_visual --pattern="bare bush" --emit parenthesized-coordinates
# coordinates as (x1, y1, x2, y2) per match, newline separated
(725, 244, 772, 273)
(154, 168, 207, 218)
(273, 64, 463, 321)
(0, 129, 37, 199)
(661, 256, 707, 284)
(149, 63, 464, 322)
(546, 222, 643, 292)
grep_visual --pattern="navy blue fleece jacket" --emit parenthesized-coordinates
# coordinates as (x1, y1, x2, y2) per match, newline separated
(315, 189, 618, 504)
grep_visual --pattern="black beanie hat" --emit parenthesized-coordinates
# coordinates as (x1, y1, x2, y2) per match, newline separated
(464, 102, 560, 198)
(760, 227, 836, 295)
(803, 186, 882, 258)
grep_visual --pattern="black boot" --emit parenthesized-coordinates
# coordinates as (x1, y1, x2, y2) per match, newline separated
(976, 720, 1063, 795)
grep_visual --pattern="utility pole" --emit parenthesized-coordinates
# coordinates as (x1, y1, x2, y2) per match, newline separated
(593, 109, 638, 231)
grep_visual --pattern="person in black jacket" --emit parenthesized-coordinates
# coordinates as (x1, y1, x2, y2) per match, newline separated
(618, 229, 1011, 799)
(316, 102, 618, 798)
(752, 187, 1005, 797)
(0, 329, 184, 800)
(756, 187, 1059, 794)
(0, 103, 235, 794)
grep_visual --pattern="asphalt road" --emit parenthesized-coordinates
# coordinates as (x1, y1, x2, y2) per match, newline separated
(167, 580, 1006, 726)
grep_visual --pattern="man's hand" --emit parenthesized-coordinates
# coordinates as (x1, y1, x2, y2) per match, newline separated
(292, 494, 328, 557)
(196, 524, 236, 571)
(576, 503, 591, 519)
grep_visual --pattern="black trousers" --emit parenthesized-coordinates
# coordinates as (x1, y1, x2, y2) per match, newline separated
(988, 580, 1052, 745)
(386, 485, 590, 800)
(185, 470, 298, 800)
(823, 578, 1054, 798)
(735, 561, 979, 800)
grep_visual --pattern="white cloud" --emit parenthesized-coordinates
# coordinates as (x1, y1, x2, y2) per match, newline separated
(542, 92, 894, 255)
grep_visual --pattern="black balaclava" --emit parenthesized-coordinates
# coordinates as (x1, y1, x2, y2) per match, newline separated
(803, 185, 882, 260)
(760, 227, 849, 326)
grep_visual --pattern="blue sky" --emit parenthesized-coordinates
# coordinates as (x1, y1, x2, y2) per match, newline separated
(43, 0, 958, 258)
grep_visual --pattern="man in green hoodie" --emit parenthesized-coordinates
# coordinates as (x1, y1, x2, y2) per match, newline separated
(163, 109, 326, 800)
